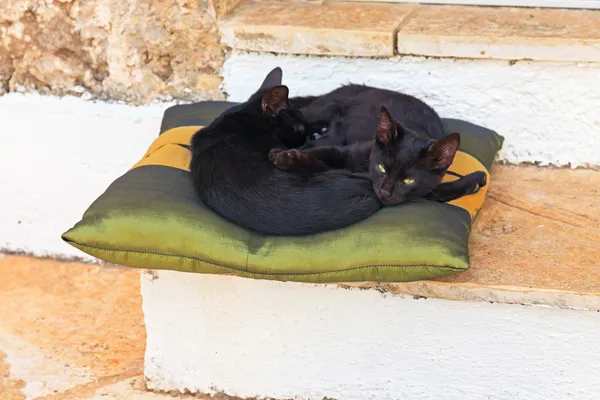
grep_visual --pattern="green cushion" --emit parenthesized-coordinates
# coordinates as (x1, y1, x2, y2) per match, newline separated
(62, 101, 504, 283)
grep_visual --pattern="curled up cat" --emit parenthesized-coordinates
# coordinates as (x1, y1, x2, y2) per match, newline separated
(189, 68, 382, 236)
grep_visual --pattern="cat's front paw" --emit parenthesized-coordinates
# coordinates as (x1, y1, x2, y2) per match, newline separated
(269, 148, 303, 171)
(467, 171, 487, 194)
(268, 148, 285, 164)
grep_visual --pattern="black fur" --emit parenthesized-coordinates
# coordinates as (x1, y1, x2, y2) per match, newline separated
(189, 68, 381, 236)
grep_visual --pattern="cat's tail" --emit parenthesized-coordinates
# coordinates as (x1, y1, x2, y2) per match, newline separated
(202, 170, 382, 236)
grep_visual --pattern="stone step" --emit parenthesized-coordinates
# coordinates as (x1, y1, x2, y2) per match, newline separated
(219, 1, 600, 61)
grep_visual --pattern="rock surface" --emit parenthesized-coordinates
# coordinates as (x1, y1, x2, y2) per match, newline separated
(0, 0, 229, 104)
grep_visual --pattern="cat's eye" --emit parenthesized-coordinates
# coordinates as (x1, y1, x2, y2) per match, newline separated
(403, 178, 415, 184)
(377, 164, 386, 173)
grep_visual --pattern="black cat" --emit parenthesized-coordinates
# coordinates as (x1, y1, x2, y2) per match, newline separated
(189, 68, 381, 236)
(271, 85, 487, 205)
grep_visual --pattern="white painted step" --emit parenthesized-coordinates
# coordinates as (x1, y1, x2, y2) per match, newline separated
(0, 94, 170, 257)
(142, 270, 600, 400)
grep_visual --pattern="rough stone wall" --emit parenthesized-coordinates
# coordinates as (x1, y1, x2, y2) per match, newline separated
(0, 0, 233, 103)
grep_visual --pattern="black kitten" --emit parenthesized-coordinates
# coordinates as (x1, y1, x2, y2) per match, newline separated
(272, 85, 486, 205)
(189, 68, 381, 236)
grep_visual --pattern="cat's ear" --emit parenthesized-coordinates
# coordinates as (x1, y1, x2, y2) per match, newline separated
(376, 106, 399, 146)
(426, 132, 460, 170)
(258, 67, 283, 92)
(262, 85, 290, 117)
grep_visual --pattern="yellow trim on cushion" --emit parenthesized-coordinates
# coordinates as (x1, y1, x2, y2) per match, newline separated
(132, 126, 490, 219)
(144, 126, 201, 156)
(131, 145, 193, 171)
(444, 152, 490, 219)
(130, 126, 201, 171)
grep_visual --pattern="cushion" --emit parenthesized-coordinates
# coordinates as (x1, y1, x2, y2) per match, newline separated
(61, 101, 504, 283)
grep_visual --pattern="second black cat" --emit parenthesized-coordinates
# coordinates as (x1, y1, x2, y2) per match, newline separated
(271, 84, 487, 205)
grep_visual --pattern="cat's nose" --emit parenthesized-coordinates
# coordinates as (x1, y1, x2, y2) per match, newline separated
(379, 188, 392, 199)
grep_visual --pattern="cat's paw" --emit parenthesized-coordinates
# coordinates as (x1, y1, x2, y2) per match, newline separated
(268, 148, 285, 164)
(467, 171, 487, 194)
(269, 148, 303, 170)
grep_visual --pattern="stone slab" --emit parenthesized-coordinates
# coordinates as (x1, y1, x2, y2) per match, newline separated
(397, 5, 600, 61)
(347, 165, 600, 310)
(0, 257, 146, 399)
(219, 1, 600, 62)
(219, 1, 416, 56)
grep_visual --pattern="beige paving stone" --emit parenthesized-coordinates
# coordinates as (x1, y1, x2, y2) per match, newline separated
(0, 257, 145, 399)
(397, 5, 600, 61)
(0, 350, 26, 400)
(345, 165, 600, 310)
(219, 1, 416, 56)
(443, 165, 600, 291)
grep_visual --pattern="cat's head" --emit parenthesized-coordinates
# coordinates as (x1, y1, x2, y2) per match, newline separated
(258, 85, 312, 148)
(368, 106, 460, 206)
(248, 68, 313, 146)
